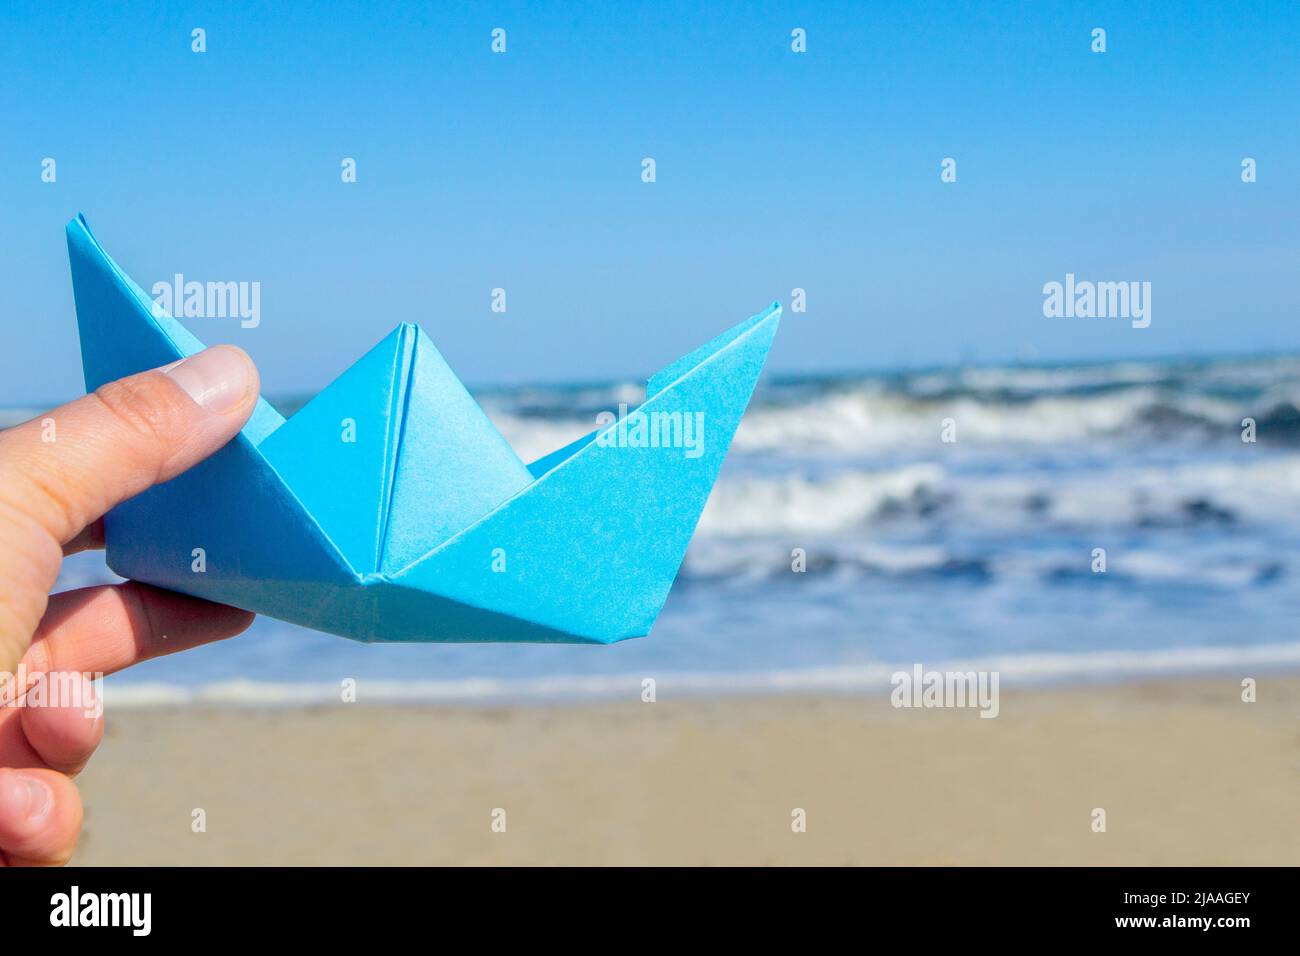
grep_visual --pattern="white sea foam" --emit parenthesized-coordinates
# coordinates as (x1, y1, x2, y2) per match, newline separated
(487, 412, 593, 463)
(732, 386, 1245, 453)
(100, 642, 1300, 709)
(488, 387, 1188, 461)
(482, 363, 1260, 463)
(696, 465, 943, 536)
(684, 452, 1300, 544)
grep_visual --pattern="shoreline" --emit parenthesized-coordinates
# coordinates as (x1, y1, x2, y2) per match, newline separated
(95, 644, 1300, 709)
(72, 673, 1300, 865)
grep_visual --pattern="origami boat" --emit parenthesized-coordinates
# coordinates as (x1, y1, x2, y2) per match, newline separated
(66, 214, 781, 643)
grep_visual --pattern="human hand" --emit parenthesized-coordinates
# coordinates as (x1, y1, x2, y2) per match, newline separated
(0, 346, 260, 864)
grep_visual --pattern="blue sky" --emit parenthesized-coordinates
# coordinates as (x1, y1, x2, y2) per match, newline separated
(2, 0, 1298, 405)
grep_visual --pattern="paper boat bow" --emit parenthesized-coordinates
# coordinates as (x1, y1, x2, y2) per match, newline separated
(66, 215, 781, 643)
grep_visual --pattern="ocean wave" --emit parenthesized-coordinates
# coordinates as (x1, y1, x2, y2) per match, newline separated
(688, 453, 1300, 542)
(488, 413, 593, 464)
(728, 386, 1251, 453)
(464, 357, 1300, 462)
(485, 381, 1275, 460)
(100, 641, 1300, 708)
(907, 362, 1170, 397)
(696, 465, 944, 535)
(682, 534, 1284, 588)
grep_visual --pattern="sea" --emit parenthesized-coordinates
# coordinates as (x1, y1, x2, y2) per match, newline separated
(17, 353, 1300, 706)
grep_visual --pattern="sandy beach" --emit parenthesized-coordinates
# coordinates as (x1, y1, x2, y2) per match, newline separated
(69, 675, 1300, 866)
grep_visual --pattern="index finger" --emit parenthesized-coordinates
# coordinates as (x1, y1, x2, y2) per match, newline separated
(22, 583, 255, 681)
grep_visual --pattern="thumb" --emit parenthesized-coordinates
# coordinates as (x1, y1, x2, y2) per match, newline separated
(0, 345, 259, 671)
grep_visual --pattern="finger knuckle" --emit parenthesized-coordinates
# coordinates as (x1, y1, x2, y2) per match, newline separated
(93, 374, 187, 457)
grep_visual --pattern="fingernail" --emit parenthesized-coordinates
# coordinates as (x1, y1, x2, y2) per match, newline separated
(162, 346, 255, 413)
(0, 770, 53, 825)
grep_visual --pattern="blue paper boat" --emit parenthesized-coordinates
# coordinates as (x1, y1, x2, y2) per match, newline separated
(66, 215, 781, 643)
